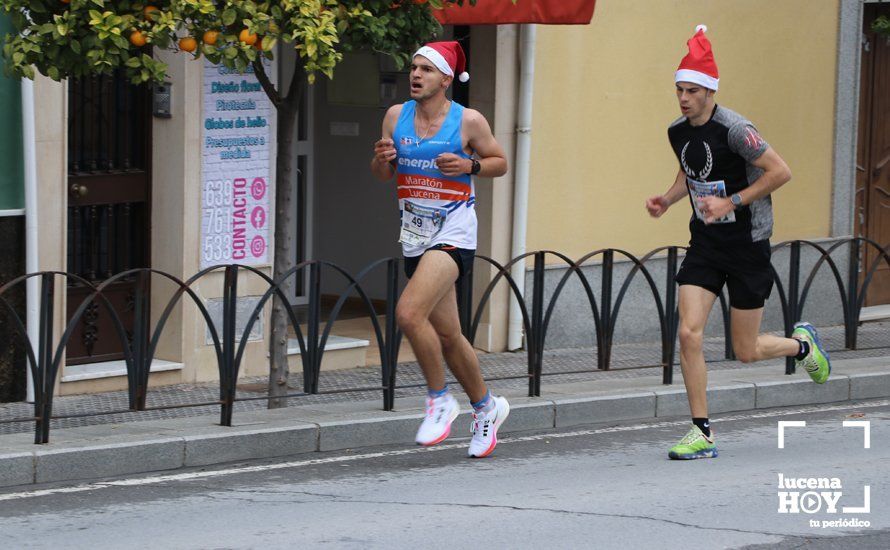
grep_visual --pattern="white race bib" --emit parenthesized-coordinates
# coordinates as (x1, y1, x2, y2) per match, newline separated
(399, 201, 448, 247)
(687, 178, 736, 224)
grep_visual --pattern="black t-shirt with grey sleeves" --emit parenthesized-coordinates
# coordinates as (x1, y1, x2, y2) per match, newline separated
(668, 104, 773, 247)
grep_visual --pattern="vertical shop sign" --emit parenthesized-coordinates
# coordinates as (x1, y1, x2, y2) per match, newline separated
(201, 59, 273, 268)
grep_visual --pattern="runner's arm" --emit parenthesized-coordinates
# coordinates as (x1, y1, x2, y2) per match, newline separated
(663, 167, 689, 205)
(728, 146, 792, 206)
(645, 168, 687, 218)
(465, 109, 508, 178)
(370, 105, 402, 182)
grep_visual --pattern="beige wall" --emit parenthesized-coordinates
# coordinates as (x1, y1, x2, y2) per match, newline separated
(36, 52, 274, 395)
(527, 0, 840, 258)
(33, 75, 68, 395)
(150, 51, 274, 384)
(471, 25, 520, 352)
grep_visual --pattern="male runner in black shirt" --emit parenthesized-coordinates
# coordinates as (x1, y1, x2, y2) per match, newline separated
(646, 25, 831, 460)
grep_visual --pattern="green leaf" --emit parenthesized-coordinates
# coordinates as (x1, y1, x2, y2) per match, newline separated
(47, 66, 59, 81)
(222, 8, 237, 26)
(125, 56, 141, 68)
(261, 35, 276, 51)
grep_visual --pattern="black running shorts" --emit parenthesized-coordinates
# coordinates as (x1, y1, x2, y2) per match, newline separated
(675, 240, 774, 310)
(404, 244, 475, 280)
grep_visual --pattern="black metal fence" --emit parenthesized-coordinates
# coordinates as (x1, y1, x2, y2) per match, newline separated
(1, 237, 888, 444)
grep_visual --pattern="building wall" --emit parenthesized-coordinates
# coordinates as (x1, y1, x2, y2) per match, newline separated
(148, 51, 275, 385)
(23, 53, 275, 396)
(527, 1, 841, 258)
(0, 13, 26, 401)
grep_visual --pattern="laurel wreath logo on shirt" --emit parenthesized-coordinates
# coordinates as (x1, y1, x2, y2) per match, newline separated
(681, 141, 713, 180)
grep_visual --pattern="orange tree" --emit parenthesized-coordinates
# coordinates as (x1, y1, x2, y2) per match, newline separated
(1, 0, 474, 404)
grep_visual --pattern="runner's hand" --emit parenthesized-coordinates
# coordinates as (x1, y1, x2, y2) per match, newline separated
(374, 138, 397, 165)
(698, 196, 733, 224)
(645, 195, 670, 218)
(435, 153, 470, 177)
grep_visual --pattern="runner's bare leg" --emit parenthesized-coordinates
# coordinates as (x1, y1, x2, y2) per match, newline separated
(427, 280, 486, 402)
(396, 251, 466, 394)
(730, 307, 800, 362)
(677, 285, 718, 418)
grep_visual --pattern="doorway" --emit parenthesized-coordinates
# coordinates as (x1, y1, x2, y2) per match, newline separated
(856, 3, 890, 305)
(65, 73, 152, 364)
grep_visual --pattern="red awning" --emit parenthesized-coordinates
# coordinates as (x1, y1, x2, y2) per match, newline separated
(433, 0, 596, 25)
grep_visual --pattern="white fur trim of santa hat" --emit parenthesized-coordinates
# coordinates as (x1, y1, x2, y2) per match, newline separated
(416, 46, 455, 77)
(415, 42, 469, 83)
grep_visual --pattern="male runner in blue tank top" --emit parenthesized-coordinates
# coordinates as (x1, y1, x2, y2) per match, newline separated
(645, 26, 832, 460)
(370, 41, 510, 458)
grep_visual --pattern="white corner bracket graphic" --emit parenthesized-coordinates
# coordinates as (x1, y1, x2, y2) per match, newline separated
(777, 420, 807, 449)
(843, 485, 871, 514)
(842, 420, 871, 449)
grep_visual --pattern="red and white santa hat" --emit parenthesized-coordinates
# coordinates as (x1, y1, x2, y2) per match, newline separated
(675, 25, 719, 91)
(414, 41, 469, 83)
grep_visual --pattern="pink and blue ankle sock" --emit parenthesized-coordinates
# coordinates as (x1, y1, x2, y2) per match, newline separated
(428, 386, 449, 399)
(471, 391, 495, 414)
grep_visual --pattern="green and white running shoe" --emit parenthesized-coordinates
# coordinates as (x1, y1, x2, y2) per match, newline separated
(792, 321, 831, 384)
(668, 425, 717, 460)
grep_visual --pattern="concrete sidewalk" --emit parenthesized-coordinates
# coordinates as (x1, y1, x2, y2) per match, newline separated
(2, 356, 889, 489)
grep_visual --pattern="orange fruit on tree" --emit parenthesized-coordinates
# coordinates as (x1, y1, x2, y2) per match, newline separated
(239, 29, 257, 45)
(202, 30, 219, 46)
(61, 0, 70, 4)
(129, 30, 147, 47)
(178, 36, 198, 52)
(143, 5, 159, 19)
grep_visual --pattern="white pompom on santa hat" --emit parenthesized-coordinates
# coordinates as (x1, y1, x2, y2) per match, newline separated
(675, 24, 719, 91)
(414, 41, 470, 83)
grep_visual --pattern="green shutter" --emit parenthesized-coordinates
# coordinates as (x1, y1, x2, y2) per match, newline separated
(0, 14, 24, 212)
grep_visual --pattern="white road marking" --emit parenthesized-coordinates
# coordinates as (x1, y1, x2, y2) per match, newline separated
(1, 399, 887, 502)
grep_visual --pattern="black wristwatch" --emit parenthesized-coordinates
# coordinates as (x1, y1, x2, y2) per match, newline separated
(469, 158, 481, 175)
(730, 193, 743, 209)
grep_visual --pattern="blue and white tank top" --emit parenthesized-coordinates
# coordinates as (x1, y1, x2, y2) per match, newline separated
(392, 100, 477, 257)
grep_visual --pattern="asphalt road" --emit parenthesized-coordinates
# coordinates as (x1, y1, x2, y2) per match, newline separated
(1, 400, 888, 549)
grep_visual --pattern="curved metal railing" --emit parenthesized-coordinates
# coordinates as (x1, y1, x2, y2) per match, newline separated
(0, 237, 885, 443)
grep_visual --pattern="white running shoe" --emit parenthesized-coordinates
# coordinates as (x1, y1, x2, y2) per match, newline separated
(468, 395, 510, 458)
(415, 393, 459, 446)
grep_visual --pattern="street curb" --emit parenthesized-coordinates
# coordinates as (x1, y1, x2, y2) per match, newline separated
(849, 371, 890, 399)
(183, 425, 318, 467)
(35, 438, 185, 484)
(0, 452, 34, 487)
(2, 363, 889, 488)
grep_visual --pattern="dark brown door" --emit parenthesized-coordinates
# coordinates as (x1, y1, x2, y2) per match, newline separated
(66, 73, 151, 364)
(856, 4, 890, 306)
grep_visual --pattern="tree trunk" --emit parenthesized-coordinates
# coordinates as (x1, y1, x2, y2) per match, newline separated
(265, 59, 304, 408)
